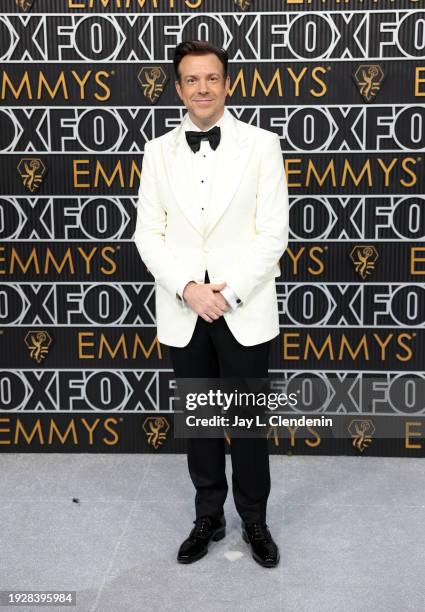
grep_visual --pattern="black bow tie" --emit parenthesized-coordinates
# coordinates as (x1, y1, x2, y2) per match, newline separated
(185, 126, 221, 153)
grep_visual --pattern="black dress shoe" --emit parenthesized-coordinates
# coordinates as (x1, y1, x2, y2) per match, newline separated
(242, 522, 280, 568)
(177, 515, 226, 564)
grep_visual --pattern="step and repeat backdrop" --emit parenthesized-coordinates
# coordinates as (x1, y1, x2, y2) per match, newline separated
(0, 0, 424, 455)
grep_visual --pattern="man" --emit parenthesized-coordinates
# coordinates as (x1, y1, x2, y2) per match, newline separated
(134, 40, 289, 568)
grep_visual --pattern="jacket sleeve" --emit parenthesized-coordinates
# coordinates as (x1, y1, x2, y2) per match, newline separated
(134, 140, 193, 306)
(225, 133, 289, 303)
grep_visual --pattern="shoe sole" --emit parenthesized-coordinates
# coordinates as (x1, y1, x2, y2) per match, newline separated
(177, 526, 226, 564)
(242, 530, 280, 568)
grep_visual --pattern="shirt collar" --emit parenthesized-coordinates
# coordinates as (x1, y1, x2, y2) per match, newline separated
(185, 108, 226, 132)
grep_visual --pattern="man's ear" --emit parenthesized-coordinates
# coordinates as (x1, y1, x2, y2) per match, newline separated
(175, 80, 182, 101)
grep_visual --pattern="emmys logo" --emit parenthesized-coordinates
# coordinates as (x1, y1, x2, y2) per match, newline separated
(137, 67, 168, 103)
(353, 65, 385, 103)
(24, 331, 52, 363)
(348, 419, 375, 452)
(17, 158, 47, 193)
(142, 416, 169, 449)
(267, 426, 280, 447)
(350, 245, 379, 279)
(16, 0, 34, 11)
(234, 0, 251, 10)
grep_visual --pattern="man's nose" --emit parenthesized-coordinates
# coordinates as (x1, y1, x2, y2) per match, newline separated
(197, 80, 210, 93)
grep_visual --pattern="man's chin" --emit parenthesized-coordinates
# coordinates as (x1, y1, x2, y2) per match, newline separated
(190, 106, 223, 122)
(191, 108, 214, 117)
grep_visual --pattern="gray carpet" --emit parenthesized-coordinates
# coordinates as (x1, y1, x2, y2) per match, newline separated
(0, 454, 424, 612)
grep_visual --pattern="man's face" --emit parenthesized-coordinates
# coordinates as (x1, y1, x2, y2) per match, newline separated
(175, 53, 230, 128)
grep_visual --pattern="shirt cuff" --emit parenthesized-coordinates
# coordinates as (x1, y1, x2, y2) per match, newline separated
(220, 285, 242, 310)
(177, 280, 196, 309)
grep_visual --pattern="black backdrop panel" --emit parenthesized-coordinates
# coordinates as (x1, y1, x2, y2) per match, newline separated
(0, 2, 424, 455)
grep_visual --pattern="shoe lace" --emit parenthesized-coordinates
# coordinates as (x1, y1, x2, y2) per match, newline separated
(246, 522, 270, 541)
(192, 516, 212, 538)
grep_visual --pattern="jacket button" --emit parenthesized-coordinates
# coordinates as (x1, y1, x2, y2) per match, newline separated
(236, 299, 241, 304)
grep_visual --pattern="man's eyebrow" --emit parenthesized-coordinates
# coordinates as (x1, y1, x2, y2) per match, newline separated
(183, 73, 221, 78)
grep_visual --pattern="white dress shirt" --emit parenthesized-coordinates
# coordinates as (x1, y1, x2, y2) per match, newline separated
(177, 109, 241, 311)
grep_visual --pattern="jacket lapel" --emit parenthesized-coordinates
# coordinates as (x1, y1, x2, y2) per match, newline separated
(161, 107, 252, 238)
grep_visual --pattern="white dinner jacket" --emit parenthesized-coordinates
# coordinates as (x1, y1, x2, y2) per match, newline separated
(134, 106, 289, 347)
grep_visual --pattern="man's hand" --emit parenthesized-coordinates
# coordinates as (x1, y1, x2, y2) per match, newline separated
(183, 281, 230, 323)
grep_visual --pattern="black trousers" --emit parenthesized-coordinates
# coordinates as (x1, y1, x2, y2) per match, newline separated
(168, 271, 271, 525)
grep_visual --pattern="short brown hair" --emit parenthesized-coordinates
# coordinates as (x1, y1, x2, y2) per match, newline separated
(173, 40, 228, 82)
